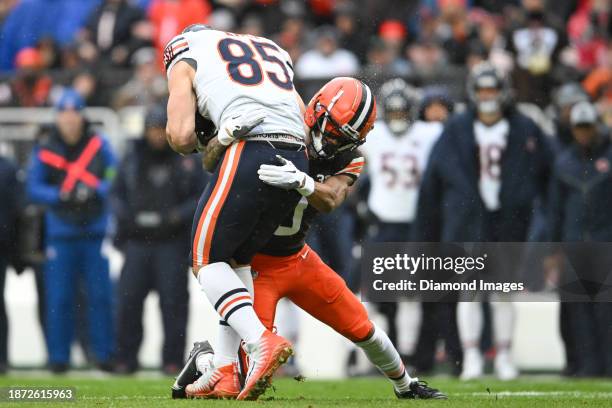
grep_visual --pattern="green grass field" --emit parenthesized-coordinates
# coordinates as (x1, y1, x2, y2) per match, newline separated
(1, 374, 611, 407)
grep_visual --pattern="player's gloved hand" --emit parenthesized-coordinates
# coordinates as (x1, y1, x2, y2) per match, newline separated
(60, 183, 96, 205)
(217, 108, 266, 146)
(194, 111, 217, 152)
(258, 155, 315, 197)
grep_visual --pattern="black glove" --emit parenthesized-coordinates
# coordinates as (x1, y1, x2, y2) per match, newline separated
(60, 183, 96, 206)
(195, 111, 217, 151)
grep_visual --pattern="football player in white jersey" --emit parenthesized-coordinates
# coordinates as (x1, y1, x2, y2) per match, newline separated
(458, 63, 518, 381)
(164, 24, 309, 400)
(361, 79, 443, 234)
(414, 63, 552, 381)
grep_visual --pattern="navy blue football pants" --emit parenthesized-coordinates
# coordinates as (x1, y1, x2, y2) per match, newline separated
(191, 140, 308, 268)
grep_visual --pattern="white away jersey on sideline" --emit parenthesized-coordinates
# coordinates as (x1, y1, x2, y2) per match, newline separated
(474, 119, 509, 211)
(164, 29, 305, 139)
(361, 120, 443, 223)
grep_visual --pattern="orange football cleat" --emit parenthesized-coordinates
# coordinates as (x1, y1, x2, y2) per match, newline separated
(237, 330, 293, 400)
(185, 363, 240, 399)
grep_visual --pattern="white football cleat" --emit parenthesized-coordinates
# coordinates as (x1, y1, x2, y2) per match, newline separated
(460, 348, 484, 380)
(494, 350, 518, 381)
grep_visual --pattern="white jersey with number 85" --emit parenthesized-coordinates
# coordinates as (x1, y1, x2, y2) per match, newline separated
(164, 29, 305, 140)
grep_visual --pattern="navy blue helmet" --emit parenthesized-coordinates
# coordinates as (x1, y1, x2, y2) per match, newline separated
(182, 24, 212, 34)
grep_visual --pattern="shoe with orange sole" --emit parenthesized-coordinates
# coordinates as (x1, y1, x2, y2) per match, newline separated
(237, 330, 293, 400)
(186, 363, 240, 399)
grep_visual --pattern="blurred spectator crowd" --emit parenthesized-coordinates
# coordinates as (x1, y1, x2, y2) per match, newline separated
(0, 0, 611, 379)
(0, 0, 609, 116)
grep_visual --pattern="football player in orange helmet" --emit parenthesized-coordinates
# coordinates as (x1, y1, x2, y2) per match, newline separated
(174, 77, 446, 401)
(304, 76, 377, 159)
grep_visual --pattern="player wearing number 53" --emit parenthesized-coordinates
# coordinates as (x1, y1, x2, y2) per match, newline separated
(412, 62, 554, 381)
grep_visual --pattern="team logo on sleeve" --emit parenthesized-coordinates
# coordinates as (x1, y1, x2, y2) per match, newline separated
(164, 36, 190, 70)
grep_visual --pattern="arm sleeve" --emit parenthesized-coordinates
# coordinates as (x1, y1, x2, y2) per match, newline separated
(26, 147, 61, 205)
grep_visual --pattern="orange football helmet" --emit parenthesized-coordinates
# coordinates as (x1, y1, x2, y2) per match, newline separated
(304, 77, 377, 159)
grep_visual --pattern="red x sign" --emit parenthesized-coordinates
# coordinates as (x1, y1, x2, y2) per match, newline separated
(38, 136, 103, 194)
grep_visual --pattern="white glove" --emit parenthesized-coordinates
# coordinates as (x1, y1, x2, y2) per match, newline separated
(217, 108, 266, 146)
(258, 155, 315, 197)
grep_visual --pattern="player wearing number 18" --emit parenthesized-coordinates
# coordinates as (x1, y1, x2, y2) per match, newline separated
(164, 24, 309, 400)
(413, 62, 554, 381)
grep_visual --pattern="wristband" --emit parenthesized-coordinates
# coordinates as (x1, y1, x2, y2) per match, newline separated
(297, 174, 315, 197)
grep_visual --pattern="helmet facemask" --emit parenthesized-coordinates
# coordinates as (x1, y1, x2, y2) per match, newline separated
(475, 76, 503, 114)
(384, 94, 413, 135)
(467, 63, 510, 116)
(308, 100, 365, 160)
(476, 94, 502, 115)
(385, 108, 410, 135)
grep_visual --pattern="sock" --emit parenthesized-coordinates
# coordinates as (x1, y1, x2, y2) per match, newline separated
(213, 321, 241, 367)
(457, 301, 483, 349)
(213, 266, 255, 367)
(235, 265, 254, 294)
(490, 301, 515, 350)
(197, 262, 265, 345)
(397, 301, 422, 356)
(276, 299, 299, 343)
(196, 351, 214, 373)
(356, 323, 412, 393)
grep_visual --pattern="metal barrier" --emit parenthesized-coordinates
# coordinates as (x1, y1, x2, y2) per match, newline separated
(0, 100, 555, 166)
(0, 107, 145, 165)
